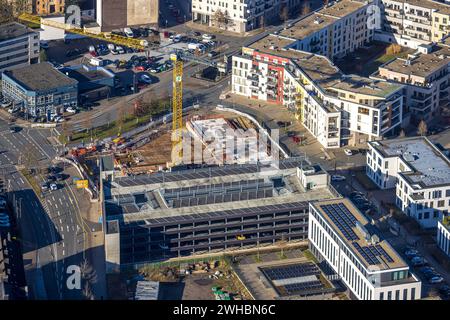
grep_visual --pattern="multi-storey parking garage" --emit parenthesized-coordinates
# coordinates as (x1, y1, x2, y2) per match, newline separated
(102, 158, 339, 270)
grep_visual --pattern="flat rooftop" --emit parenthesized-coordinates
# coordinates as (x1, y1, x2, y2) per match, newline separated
(370, 137, 450, 188)
(4, 62, 78, 92)
(277, 0, 366, 40)
(61, 65, 115, 83)
(245, 37, 401, 100)
(0, 22, 34, 42)
(103, 158, 338, 223)
(403, 0, 450, 15)
(378, 45, 450, 79)
(312, 198, 408, 271)
(278, 14, 337, 40)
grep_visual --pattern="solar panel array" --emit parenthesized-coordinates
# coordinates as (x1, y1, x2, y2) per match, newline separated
(112, 157, 307, 188)
(164, 179, 275, 208)
(320, 203, 359, 241)
(284, 281, 324, 295)
(263, 263, 320, 281)
(352, 242, 395, 265)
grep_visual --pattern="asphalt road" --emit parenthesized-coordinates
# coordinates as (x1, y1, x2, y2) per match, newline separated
(0, 115, 102, 299)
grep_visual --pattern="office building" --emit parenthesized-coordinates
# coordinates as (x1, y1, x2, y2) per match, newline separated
(0, 22, 40, 73)
(191, 0, 302, 34)
(102, 158, 339, 271)
(309, 198, 422, 300)
(1, 62, 78, 118)
(366, 137, 450, 228)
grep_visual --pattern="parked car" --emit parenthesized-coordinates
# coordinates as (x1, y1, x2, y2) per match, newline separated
(1, 100, 12, 108)
(139, 74, 152, 84)
(419, 266, 434, 274)
(202, 33, 213, 40)
(331, 175, 346, 181)
(50, 183, 58, 191)
(344, 148, 354, 156)
(405, 249, 419, 257)
(116, 46, 125, 54)
(66, 106, 77, 113)
(429, 276, 444, 284)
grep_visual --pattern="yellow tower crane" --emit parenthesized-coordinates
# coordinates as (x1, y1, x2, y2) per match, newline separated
(18, 13, 148, 49)
(170, 53, 184, 165)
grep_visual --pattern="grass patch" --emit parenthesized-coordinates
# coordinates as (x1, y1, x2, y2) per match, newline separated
(303, 249, 318, 263)
(20, 169, 42, 199)
(62, 99, 170, 144)
(318, 273, 333, 289)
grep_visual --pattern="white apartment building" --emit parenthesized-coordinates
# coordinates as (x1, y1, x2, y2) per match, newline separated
(277, 0, 375, 60)
(232, 34, 404, 148)
(191, 0, 302, 33)
(0, 22, 40, 73)
(366, 137, 450, 228)
(309, 198, 422, 300)
(437, 218, 450, 257)
(377, 0, 450, 49)
(372, 43, 450, 123)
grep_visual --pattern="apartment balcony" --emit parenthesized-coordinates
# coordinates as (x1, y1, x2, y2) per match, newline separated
(411, 93, 432, 102)
(327, 126, 339, 133)
(247, 74, 259, 82)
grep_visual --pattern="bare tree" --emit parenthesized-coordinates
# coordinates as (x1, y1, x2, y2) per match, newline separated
(279, 5, 289, 23)
(212, 9, 234, 30)
(301, 2, 311, 16)
(0, 0, 14, 24)
(116, 105, 126, 136)
(82, 282, 94, 300)
(417, 120, 427, 136)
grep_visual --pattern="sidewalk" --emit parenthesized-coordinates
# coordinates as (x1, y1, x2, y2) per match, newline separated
(184, 21, 263, 38)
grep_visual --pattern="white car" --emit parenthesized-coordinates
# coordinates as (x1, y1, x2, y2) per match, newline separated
(8, 107, 18, 114)
(140, 74, 152, 84)
(202, 33, 213, 40)
(116, 46, 125, 54)
(123, 27, 134, 38)
(344, 148, 353, 156)
(1, 100, 11, 108)
(50, 183, 58, 191)
(66, 107, 77, 113)
(331, 175, 346, 181)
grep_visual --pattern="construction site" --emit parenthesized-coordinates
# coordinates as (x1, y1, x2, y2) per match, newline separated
(68, 106, 275, 178)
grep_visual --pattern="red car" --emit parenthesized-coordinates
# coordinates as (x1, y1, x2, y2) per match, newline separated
(134, 65, 146, 71)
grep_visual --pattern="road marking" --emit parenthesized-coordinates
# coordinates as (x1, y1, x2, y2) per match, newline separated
(59, 198, 63, 205)
(66, 225, 69, 232)
(62, 242, 65, 247)
(59, 218, 62, 224)
(62, 249, 65, 256)
(60, 226, 64, 232)
(69, 197, 73, 205)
